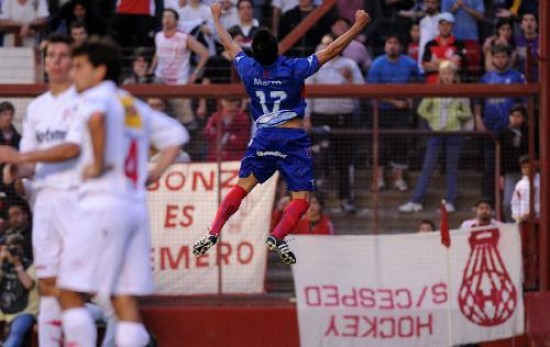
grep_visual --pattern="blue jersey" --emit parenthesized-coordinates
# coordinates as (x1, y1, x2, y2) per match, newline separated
(479, 69, 525, 132)
(233, 51, 320, 127)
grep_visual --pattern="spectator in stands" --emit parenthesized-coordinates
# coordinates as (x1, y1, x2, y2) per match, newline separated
(69, 21, 88, 46)
(278, 0, 334, 57)
(49, 0, 107, 37)
(123, 47, 162, 85)
(474, 44, 524, 206)
(511, 154, 540, 223)
(516, 12, 539, 82)
(203, 98, 250, 162)
(271, 0, 321, 37)
(0, 0, 48, 47)
(367, 34, 420, 192)
(177, 0, 211, 22)
(292, 195, 335, 235)
(4, 204, 32, 260)
(422, 13, 464, 83)
(113, 0, 158, 47)
(0, 102, 21, 224)
(305, 35, 364, 213)
(399, 61, 472, 214)
(417, 219, 436, 233)
(164, 0, 184, 11)
(228, 0, 260, 49)
(147, 98, 169, 113)
(382, 0, 415, 38)
(460, 198, 502, 229)
(329, 17, 372, 74)
(336, 0, 382, 46)
(0, 234, 38, 347)
(498, 104, 528, 222)
(150, 9, 209, 126)
(406, 22, 421, 62)
(215, 0, 239, 30)
(0, 102, 20, 149)
(271, 193, 291, 231)
(177, 0, 216, 55)
(417, 0, 441, 72)
(442, 0, 484, 42)
(197, 27, 244, 119)
(482, 18, 517, 72)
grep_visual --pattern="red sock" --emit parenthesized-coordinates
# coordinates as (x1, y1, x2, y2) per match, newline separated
(272, 199, 309, 240)
(209, 186, 247, 236)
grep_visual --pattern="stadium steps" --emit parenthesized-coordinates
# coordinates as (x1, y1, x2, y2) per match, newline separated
(264, 169, 485, 295)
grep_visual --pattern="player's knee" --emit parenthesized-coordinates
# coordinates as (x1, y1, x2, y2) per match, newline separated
(116, 322, 149, 347)
(38, 277, 58, 297)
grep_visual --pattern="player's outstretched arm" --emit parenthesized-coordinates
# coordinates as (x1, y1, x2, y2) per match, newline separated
(315, 10, 371, 66)
(0, 144, 79, 164)
(211, 2, 242, 60)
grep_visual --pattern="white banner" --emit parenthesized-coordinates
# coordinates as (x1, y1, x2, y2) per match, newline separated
(292, 225, 524, 347)
(147, 162, 277, 294)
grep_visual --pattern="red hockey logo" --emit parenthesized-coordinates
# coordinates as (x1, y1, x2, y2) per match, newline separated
(458, 228, 517, 326)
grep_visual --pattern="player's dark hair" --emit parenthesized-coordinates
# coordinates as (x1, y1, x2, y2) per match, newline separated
(419, 219, 436, 231)
(164, 8, 179, 21)
(237, 0, 253, 9)
(385, 34, 402, 45)
(0, 101, 15, 115)
(521, 11, 537, 23)
(252, 28, 278, 66)
(509, 104, 527, 118)
(475, 198, 493, 209)
(70, 20, 87, 32)
(44, 33, 73, 55)
(518, 154, 531, 166)
(72, 36, 122, 85)
(8, 202, 29, 216)
(491, 43, 510, 57)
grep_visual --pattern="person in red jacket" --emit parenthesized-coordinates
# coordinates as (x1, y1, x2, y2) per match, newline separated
(204, 98, 250, 162)
(293, 195, 335, 235)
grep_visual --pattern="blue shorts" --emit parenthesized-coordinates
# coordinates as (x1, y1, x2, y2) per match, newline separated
(239, 127, 316, 192)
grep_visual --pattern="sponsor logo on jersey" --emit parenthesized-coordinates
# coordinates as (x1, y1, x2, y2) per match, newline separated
(256, 150, 287, 158)
(253, 78, 283, 87)
(36, 130, 67, 143)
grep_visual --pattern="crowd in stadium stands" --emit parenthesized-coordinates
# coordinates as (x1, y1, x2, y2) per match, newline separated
(0, 0, 542, 233)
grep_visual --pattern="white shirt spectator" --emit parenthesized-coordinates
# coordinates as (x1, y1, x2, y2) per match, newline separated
(154, 31, 191, 84)
(511, 173, 540, 223)
(272, 0, 321, 14)
(0, 0, 49, 46)
(418, 12, 439, 72)
(306, 56, 364, 116)
(177, 2, 212, 23)
(164, 0, 183, 11)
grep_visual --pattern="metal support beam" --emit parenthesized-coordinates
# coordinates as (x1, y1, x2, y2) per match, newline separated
(538, 0, 550, 290)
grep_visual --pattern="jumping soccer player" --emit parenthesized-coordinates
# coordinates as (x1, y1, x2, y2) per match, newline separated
(193, 3, 370, 264)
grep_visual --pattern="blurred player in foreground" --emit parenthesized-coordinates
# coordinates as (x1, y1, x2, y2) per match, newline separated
(59, 37, 187, 346)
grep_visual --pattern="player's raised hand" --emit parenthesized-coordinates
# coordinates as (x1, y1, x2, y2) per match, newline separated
(211, 2, 223, 20)
(354, 10, 371, 27)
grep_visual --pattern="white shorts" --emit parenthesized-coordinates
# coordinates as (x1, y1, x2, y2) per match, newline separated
(57, 194, 154, 296)
(32, 189, 79, 279)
